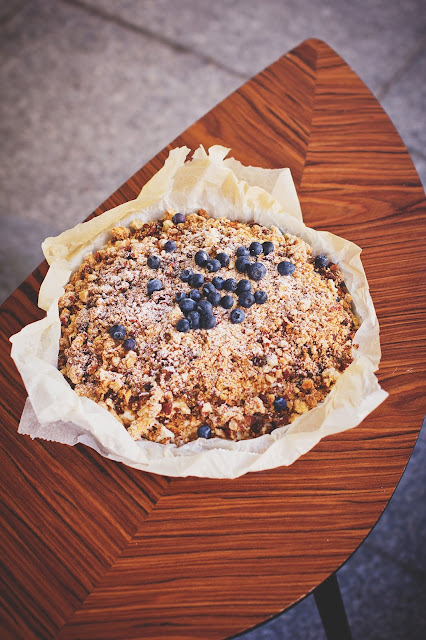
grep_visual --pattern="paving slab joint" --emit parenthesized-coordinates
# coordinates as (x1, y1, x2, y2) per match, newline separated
(60, 0, 249, 79)
(0, 0, 28, 26)
(377, 38, 426, 100)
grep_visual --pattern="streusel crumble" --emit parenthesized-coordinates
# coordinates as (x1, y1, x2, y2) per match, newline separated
(58, 209, 358, 445)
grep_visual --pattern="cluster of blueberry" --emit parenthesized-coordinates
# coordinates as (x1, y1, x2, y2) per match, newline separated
(174, 284, 250, 331)
(173, 242, 277, 332)
(175, 276, 268, 332)
(233, 240, 297, 280)
(108, 324, 137, 351)
(233, 240, 271, 279)
(143, 213, 308, 332)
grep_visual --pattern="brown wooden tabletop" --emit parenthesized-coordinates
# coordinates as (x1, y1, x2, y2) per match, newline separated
(1, 39, 425, 640)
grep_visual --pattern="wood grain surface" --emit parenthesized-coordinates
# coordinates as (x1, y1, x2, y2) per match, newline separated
(1, 39, 425, 640)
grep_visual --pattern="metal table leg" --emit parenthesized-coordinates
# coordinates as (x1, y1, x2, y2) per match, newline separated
(314, 573, 352, 640)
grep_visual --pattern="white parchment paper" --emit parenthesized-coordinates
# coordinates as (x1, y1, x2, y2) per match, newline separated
(10, 145, 388, 478)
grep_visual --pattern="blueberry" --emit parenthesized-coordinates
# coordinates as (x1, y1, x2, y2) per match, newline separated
(208, 291, 222, 307)
(197, 424, 212, 439)
(235, 256, 251, 273)
(230, 308, 245, 324)
(200, 314, 217, 329)
(212, 276, 225, 290)
(189, 289, 202, 302)
(206, 259, 221, 273)
(274, 396, 287, 412)
(109, 324, 126, 340)
(164, 240, 176, 253)
(147, 278, 163, 294)
(238, 293, 255, 308)
(175, 291, 187, 302)
(247, 262, 267, 281)
(202, 282, 216, 296)
(277, 261, 295, 276)
(123, 337, 137, 351)
(187, 310, 201, 329)
(176, 318, 190, 333)
(189, 273, 204, 288)
(236, 279, 251, 294)
(249, 241, 263, 256)
(179, 298, 197, 314)
(254, 290, 268, 304)
(216, 252, 230, 267)
(197, 300, 213, 316)
(194, 250, 210, 267)
(314, 254, 329, 269)
(147, 255, 161, 269)
(223, 278, 237, 292)
(236, 246, 249, 257)
(262, 241, 274, 255)
(220, 295, 234, 309)
(180, 268, 192, 282)
(172, 212, 185, 224)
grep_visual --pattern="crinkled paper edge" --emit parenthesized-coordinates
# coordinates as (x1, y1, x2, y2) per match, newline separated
(10, 145, 388, 478)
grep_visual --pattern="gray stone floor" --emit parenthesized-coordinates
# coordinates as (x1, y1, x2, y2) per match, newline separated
(1, 1, 425, 638)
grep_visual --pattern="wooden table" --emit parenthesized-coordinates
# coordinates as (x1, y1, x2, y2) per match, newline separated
(1, 39, 425, 640)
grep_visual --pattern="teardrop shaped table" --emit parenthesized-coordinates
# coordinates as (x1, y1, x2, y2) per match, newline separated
(1, 39, 425, 640)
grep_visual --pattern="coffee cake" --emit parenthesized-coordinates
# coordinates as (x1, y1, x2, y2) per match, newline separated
(58, 209, 358, 445)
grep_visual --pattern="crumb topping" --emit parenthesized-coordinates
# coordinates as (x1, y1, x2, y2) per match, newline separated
(58, 209, 359, 445)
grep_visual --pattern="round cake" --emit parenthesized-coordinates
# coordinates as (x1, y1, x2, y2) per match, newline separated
(58, 209, 358, 445)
